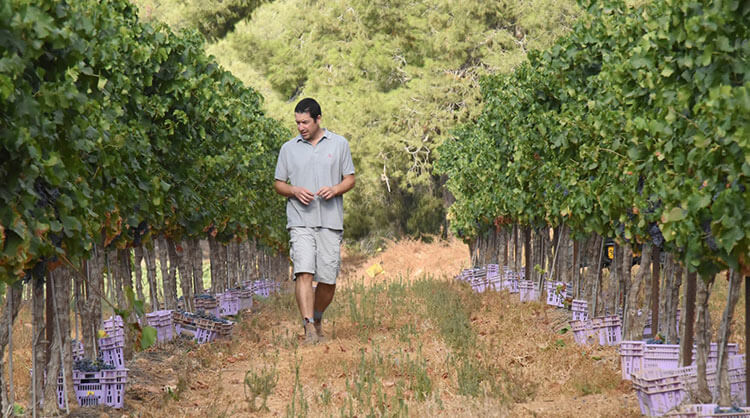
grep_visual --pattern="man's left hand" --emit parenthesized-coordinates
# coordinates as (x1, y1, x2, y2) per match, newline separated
(316, 186, 338, 200)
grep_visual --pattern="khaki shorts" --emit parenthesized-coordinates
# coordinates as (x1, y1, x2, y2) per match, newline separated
(289, 227, 343, 285)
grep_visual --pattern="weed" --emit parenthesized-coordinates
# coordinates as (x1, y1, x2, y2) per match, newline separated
(163, 376, 188, 402)
(318, 385, 332, 406)
(397, 323, 416, 343)
(286, 358, 309, 418)
(244, 362, 279, 412)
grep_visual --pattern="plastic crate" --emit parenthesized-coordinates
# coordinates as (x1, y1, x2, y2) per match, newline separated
(572, 299, 588, 321)
(218, 292, 240, 316)
(667, 404, 750, 418)
(59, 368, 128, 409)
(569, 320, 594, 345)
(680, 354, 747, 406)
(519, 281, 539, 302)
(631, 367, 687, 416)
(545, 282, 566, 307)
(103, 315, 123, 331)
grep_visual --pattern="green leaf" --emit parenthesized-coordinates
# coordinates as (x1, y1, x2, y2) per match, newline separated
(662, 207, 686, 223)
(141, 326, 158, 350)
(61, 216, 81, 232)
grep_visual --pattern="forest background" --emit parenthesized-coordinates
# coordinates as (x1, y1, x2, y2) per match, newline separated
(131, 0, 581, 250)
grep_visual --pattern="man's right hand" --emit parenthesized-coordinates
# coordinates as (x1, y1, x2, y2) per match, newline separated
(293, 186, 315, 205)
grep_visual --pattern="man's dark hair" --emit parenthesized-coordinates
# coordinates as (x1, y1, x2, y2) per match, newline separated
(294, 98, 322, 120)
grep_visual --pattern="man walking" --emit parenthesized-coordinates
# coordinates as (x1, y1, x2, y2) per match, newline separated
(274, 98, 355, 343)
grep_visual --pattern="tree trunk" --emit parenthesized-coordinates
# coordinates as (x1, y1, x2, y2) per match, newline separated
(694, 275, 714, 403)
(118, 248, 133, 298)
(133, 246, 145, 302)
(513, 225, 520, 273)
(42, 274, 61, 416)
(156, 236, 174, 310)
(650, 247, 661, 338)
(668, 257, 683, 344)
(143, 244, 160, 310)
(0, 284, 22, 414)
(81, 245, 104, 358)
(573, 240, 583, 299)
(46, 265, 75, 412)
(584, 235, 602, 317)
(190, 238, 204, 295)
(107, 248, 122, 306)
(523, 227, 531, 282)
(680, 271, 697, 366)
(176, 239, 194, 312)
(166, 239, 180, 309)
(715, 270, 742, 406)
(218, 241, 229, 292)
(209, 235, 221, 292)
(624, 244, 651, 340)
(501, 226, 510, 267)
(620, 244, 633, 320)
(31, 276, 45, 414)
(593, 238, 606, 316)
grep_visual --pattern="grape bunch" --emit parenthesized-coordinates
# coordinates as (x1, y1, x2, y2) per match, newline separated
(648, 223, 664, 248)
(74, 357, 116, 372)
(34, 179, 60, 208)
(190, 309, 231, 324)
(702, 219, 719, 252)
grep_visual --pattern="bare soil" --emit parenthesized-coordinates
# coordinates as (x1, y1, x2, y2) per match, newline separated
(9, 238, 745, 417)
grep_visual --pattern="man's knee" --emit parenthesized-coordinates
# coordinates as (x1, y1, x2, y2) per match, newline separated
(295, 272, 314, 283)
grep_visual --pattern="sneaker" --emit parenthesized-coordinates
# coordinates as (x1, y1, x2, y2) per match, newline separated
(304, 322, 319, 344)
(314, 321, 326, 342)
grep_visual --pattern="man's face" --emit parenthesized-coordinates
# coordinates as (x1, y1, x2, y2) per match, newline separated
(295, 112, 321, 141)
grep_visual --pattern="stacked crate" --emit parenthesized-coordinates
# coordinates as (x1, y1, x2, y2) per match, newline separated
(145, 310, 175, 343)
(518, 280, 539, 302)
(630, 354, 747, 415)
(194, 294, 220, 317)
(172, 310, 234, 344)
(217, 292, 240, 316)
(568, 315, 621, 346)
(571, 299, 588, 321)
(619, 341, 739, 380)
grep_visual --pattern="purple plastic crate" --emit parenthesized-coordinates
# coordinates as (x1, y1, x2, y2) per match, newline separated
(60, 368, 128, 409)
(619, 341, 645, 380)
(103, 315, 124, 331)
(545, 282, 565, 307)
(668, 404, 750, 418)
(519, 281, 539, 302)
(98, 332, 124, 351)
(632, 367, 687, 416)
(569, 320, 593, 345)
(218, 292, 240, 316)
(100, 347, 124, 369)
(572, 299, 588, 322)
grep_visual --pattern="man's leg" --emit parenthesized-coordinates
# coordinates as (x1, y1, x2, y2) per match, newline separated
(312, 228, 343, 339)
(313, 283, 335, 339)
(290, 227, 318, 343)
(295, 272, 318, 342)
(295, 272, 315, 321)
(314, 283, 336, 313)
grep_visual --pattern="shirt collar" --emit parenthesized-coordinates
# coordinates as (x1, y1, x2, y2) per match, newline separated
(296, 128, 329, 143)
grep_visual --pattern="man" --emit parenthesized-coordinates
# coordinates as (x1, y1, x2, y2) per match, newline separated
(273, 98, 355, 343)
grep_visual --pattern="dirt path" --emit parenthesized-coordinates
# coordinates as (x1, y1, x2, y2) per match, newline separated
(114, 238, 640, 417)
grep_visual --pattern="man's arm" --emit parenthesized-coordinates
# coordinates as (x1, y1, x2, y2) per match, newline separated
(274, 180, 315, 205)
(316, 174, 355, 200)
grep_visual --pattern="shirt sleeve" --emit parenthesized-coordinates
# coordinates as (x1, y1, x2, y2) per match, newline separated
(274, 144, 288, 181)
(341, 139, 355, 176)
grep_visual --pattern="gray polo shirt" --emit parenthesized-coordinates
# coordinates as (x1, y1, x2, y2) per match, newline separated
(274, 129, 355, 230)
